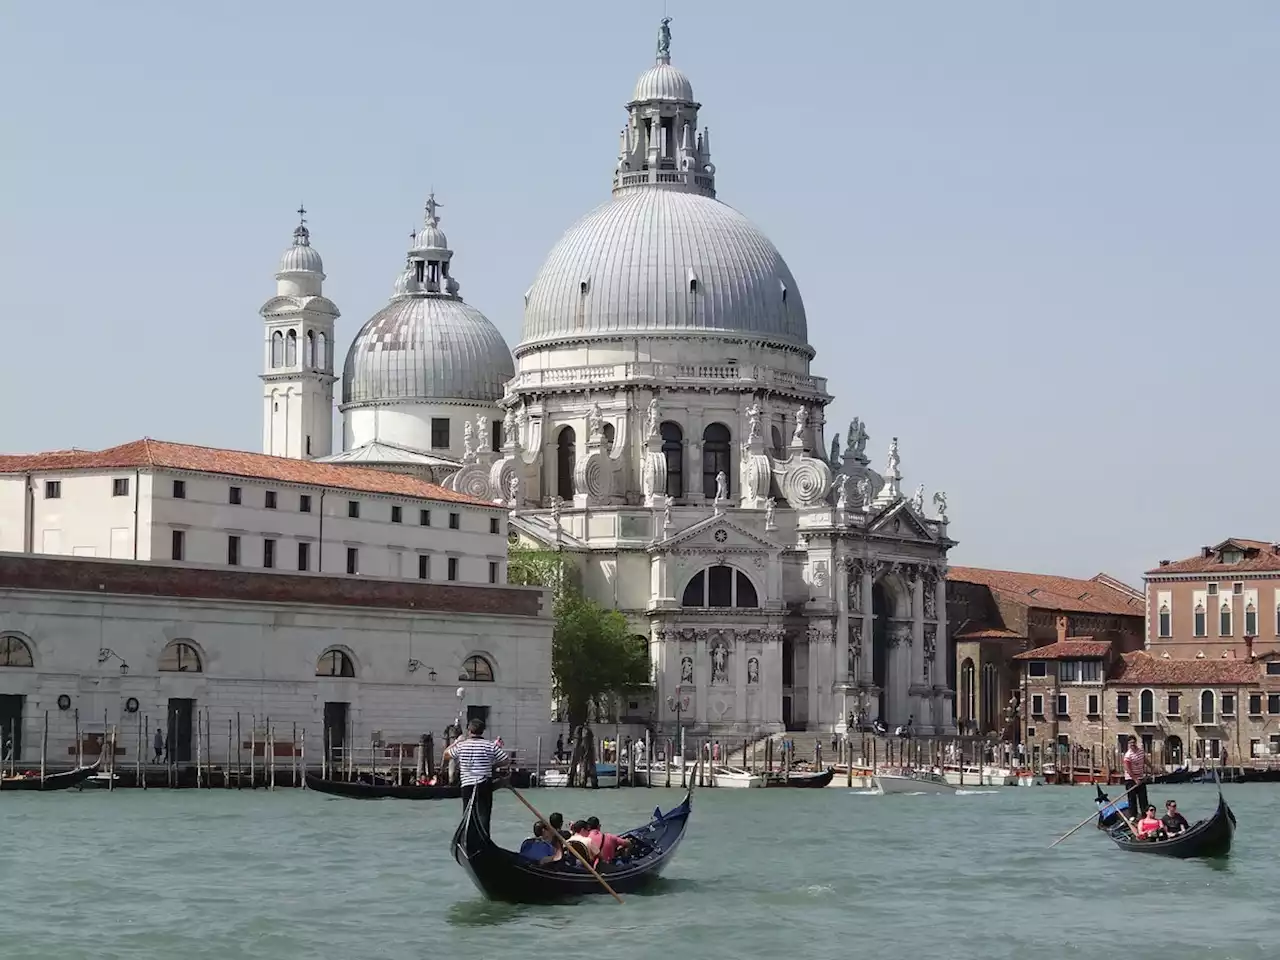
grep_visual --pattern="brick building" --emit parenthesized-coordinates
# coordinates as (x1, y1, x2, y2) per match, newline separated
(946, 567, 1144, 736)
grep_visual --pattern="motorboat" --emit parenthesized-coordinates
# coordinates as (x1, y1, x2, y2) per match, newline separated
(873, 768, 959, 795)
(709, 766, 763, 788)
(538, 762, 618, 788)
(940, 765, 1017, 787)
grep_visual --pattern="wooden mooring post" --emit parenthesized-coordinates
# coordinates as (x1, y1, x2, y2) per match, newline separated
(299, 728, 306, 787)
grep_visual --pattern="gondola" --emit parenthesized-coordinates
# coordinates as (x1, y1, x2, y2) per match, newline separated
(452, 787, 692, 903)
(1095, 782, 1236, 859)
(303, 771, 461, 800)
(764, 768, 835, 789)
(0, 758, 101, 792)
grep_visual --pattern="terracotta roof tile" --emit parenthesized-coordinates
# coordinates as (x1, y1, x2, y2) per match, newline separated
(947, 566, 1143, 618)
(0, 439, 493, 507)
(1013, 638, 1113, 660)
(1146, 538, 1280, 576)
(955, 627, 1026, 641)
(1111, 651, 1258, 685)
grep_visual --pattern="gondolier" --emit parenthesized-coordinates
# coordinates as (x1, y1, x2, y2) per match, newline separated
(1122, 736, 1149, 815)
(443, 718, 509, 833)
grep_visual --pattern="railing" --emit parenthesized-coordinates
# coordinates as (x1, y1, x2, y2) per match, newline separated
(510, 362, 828, 395)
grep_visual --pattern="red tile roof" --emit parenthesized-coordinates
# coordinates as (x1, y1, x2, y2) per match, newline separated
(947, 566, 1143, 617)
(0, 439, 492, 506)
(1013, 638, 1113, 660)
(955, 627, 1026, 641)
(1111, 651, 1258, 686)
(1146, 538, 1280, 576)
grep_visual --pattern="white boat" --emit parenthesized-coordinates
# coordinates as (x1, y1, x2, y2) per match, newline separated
(941, 765, 1017, 787)
(709, 766, 764, 788)
(537, 762, 618, 788)
(873, 769, 959, 795)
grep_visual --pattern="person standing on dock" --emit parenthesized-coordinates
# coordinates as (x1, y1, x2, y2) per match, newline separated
(153, 728, 164, 763)
(1122, 736, 1149, 814)
(443, 718, 509, 834)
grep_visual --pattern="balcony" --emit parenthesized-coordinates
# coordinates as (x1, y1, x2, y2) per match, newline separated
(509, 362, 829, 397)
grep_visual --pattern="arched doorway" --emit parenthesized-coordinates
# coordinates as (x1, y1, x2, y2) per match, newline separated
(872, 581, 889, 718)
(1165, 734, 1183, 766)
(556, 426, 576, 501)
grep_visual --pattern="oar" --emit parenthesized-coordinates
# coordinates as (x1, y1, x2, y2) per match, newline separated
(1049, 808, 1107, 847)
(506, 784, 625, 905)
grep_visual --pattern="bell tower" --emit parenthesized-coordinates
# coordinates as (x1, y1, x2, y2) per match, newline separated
(259, 206, 339, 459)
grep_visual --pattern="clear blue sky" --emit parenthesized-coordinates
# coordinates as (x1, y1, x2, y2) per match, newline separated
(2, 2, 1276, 585)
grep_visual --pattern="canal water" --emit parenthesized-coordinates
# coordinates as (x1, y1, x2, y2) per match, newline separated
(0, 783, 1271, 959)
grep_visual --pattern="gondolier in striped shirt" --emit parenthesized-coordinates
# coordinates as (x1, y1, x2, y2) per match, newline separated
(443, 718, 509, 834)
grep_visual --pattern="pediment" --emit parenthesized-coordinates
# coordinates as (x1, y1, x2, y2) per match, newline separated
(868, 500, 937, 542)
(651, 513, 783, 555)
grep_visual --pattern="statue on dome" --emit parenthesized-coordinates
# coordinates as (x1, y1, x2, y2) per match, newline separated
(792, 406, 808, 444)
(830, 433, 841, 464)
(663, 495, 674, 529)
(933, 490, 949, 522)
(714, 471, 728, 503)
(588, 402, 605, 440)
(764, 497, 776, 529)
(886, 437, 900, 476)
(424, 192, 442, 228)
(463, 420, 474, 459)
(848, 417, 869, 457)
(856, 476, 872, 512)
(910, 484, 925, 512)
(476, 415, 488, 450)
(503, 406, 517, 446)
(746, 401, 762, 443)
(507, 474, 520, 506)
(834, 475, 849, 510)
(657, 16, 672, 60)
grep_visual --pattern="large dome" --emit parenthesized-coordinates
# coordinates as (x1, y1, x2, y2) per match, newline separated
(517, 189, 808, 353)
(342, 296, 514, 405)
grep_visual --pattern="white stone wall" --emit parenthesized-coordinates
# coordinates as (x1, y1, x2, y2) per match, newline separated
(345, 399, 507, 463)
(0, 586, 554, 766)
(0, 475, 28, 553)
(10, 468, 506, 585)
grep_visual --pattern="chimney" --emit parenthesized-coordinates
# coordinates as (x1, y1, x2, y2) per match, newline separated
(1245, 635, 1254, 661)
(1056, 614, 1068, 643)
(1201, 546, 1212, 558)
(1158, 559, 1169, 567)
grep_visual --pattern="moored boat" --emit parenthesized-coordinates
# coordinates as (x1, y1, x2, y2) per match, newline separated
(709, 766, 763, 788)
(873, 768, 958, 795)
(303, 771, 460, 800)
(452, 787, 692, 903)
(0, 758, 101, 792)
(537, 762, 619, 788)
(764, 768, 835, 788)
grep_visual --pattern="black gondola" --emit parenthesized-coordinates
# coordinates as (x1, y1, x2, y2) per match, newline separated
(1094, 782, 1236, 859)
(452, 787, 693, 903)
(764, 768, 835, 789)
(303, 771, 461, 800)
(0, 758, 101, 792)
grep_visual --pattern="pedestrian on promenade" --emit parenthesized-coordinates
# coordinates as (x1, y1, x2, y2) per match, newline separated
(153, 728, 164, 762)
(443, 718, 509, 834)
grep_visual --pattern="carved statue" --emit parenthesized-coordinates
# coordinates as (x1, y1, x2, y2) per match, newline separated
(714, 470, 727, 502)
(588, 402, 604, 439)
(646, 397, 660, 438)
(746, 401, 762, 443)
(792, 406, 808, 443)
(462, 420, 474, 458)
(834, 475, 849, 509)
(830, 432, 840, 463)
(476, 415, 488, 450)
(516, 403, 529, 428)
(887, 437, 900, 475)
(657, 16, 672, 59)
(507, 474, 520, 505)
(910, 484, 925, 512)
(503, 406, 517, 445)
(680, 655, 693, 685)
(848, 417, 869, 456)
(663, 494, 674, 528)
(848, 570, 863, 613)
(551, 496, 563, 524)
(711, 643, 728, 685)
(847, 642, 857, 679)
(764, 497, 776, 527)
(747, 657, 759, 685)
(923, 576, 937, 619)
(933, 490, 949, 522)
(855, 476, 872, 511)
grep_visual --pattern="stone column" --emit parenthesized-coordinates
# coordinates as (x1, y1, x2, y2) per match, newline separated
(835, 557, 850, 684)
(695, 630, 708, 727)
(909, 568, 926, 727)
(933, 570, 949, 732)
(734, 629, 748, 728)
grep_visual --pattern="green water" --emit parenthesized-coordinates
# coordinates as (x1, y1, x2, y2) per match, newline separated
(0, 783, 1271, 959)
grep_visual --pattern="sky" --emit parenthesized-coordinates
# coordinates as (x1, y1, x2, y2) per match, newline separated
(1, 2, 1276, 586)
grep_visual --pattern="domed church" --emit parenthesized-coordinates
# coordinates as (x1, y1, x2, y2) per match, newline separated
(258, 21, 957, 738)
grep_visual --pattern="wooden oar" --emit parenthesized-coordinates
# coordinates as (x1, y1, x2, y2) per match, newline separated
(1049, 808, 1107, 847)
(506, 784, 625, 904)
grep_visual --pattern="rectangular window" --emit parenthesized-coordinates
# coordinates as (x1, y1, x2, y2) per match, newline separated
(1251, 738, 1262, 759)
(1269, 693, 1280, 716)
(1027, 661, 1047, 678)
(306, 435, 312, 456)
(348, 500, 360, 519)
(1116, 693, 1130, 718)
(447, 557, 459, 581)
(297, 541, 311, 571)
(1208, 738, 1221, 759)
(346, 547, 358, 575)
(418, 555, 430, 580)
(1207, 583, 1219, 596)
(171, 530, 185, 561)
(1222, 693, 1236, 717)
(1267, 662, 1280, 676)
(391, 505, 402, 524)
(1056, 694, 1068, 716)
(449, 512, 460, 530)
(229, 486, 242, 505)
(1167, 693, 1181, 717)
(420, 509, 431, 526)
(173, 479, 186, 499)
(489, 517, 500, 535)
(431, 417, 450, 449)
(1087, 694, 1099, 716)
(489, 561, 499, 584)
(1233, 582, 1244, 596)
(1080, 660, 1101, 682)
(1057, 660, 1076, 682)
(1249, 693, 1262, 715)
(299, 494, 312, 513)
(44, 480, 61, 499)
(265, 490, 277, 509)
(112, 478, 129, 497)
(263, 538, 275, 569)
(227, 535, 240, 566)
(1116, 734, 1129, 753)
(1031, 694, 1045, 716)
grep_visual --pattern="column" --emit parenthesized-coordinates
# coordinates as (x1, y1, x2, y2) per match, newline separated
(909, 569, 926, 726)
(933, 571, 949, 732)
(860, 565, 874, 685)
(695, 630, 708, 727)
(807, 622, 824, 729)
(835, 557, 850, 684)
(734, 629, 747, 728)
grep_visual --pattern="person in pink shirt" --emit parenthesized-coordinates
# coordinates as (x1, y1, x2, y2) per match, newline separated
(586, 816, 633, 863)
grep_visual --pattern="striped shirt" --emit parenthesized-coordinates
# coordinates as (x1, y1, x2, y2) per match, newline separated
(450, 737, 509, 786)
(1123, 747, 1147, 781)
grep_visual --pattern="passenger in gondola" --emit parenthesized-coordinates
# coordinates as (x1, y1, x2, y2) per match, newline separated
(1135, 805, 1165, 840)
(518, 821, 563, 864)
(548, 811, 571, 839)
(1162, 799, 1190, 835)
(565, 820, 600, 861)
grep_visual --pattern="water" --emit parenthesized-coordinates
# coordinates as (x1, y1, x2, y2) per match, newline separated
(0, 783, 1272, 960)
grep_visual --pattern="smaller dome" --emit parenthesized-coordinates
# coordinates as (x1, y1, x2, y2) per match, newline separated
(412, 224, 449, 253)
(278, 225, 324, 275)
(632, 62, 694, 103)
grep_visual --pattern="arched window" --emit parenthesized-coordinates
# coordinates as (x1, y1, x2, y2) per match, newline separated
(1166, 734, 1184, 765)
(270, 331, 284, 368)
(1245, 602, 1258, 637)
(661, 422, 684, 498)
(286, 329, 298, 366)
(959, 658, 975, 726)
(317, 332, 328, 371)
(491, 419, 503, 453)
(681, 565, 759, 608)
(556, 427, 576, 501)
(1157, 603, 1171, 638)
(1220, 601, 1232, 637)
(159, 641, 202, 673)
(460, 655, 494, 682)
(0, 634, 34, 668)
(304, 330, 315, 367)
(602, 422, 615, 454)
(1139, 689, 1154, 724)
(702, 422, 731, 499)
(1200, 689, 1215, 724)
(771, 425, 785, 459)
(316, 648, 355, 677)
(1194, 602, 1206, 637)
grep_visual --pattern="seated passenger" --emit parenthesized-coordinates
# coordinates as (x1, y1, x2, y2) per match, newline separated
(1135, 806, 1164, 840)
(565, 820, 600, 860)
(518, 821, 561, 864)
(549, 811, 572, 839)
(1162, 800, 1190, 835)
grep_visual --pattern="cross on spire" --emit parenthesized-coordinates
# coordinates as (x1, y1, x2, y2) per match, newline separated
(297, 203, 307, 226)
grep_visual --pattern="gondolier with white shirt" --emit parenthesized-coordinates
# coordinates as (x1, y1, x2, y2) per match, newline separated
(443, 718, 509, 834)
(1122, 736, 1149, 815)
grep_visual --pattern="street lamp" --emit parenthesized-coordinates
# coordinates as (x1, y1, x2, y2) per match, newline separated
(98, 647, 129, 675)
